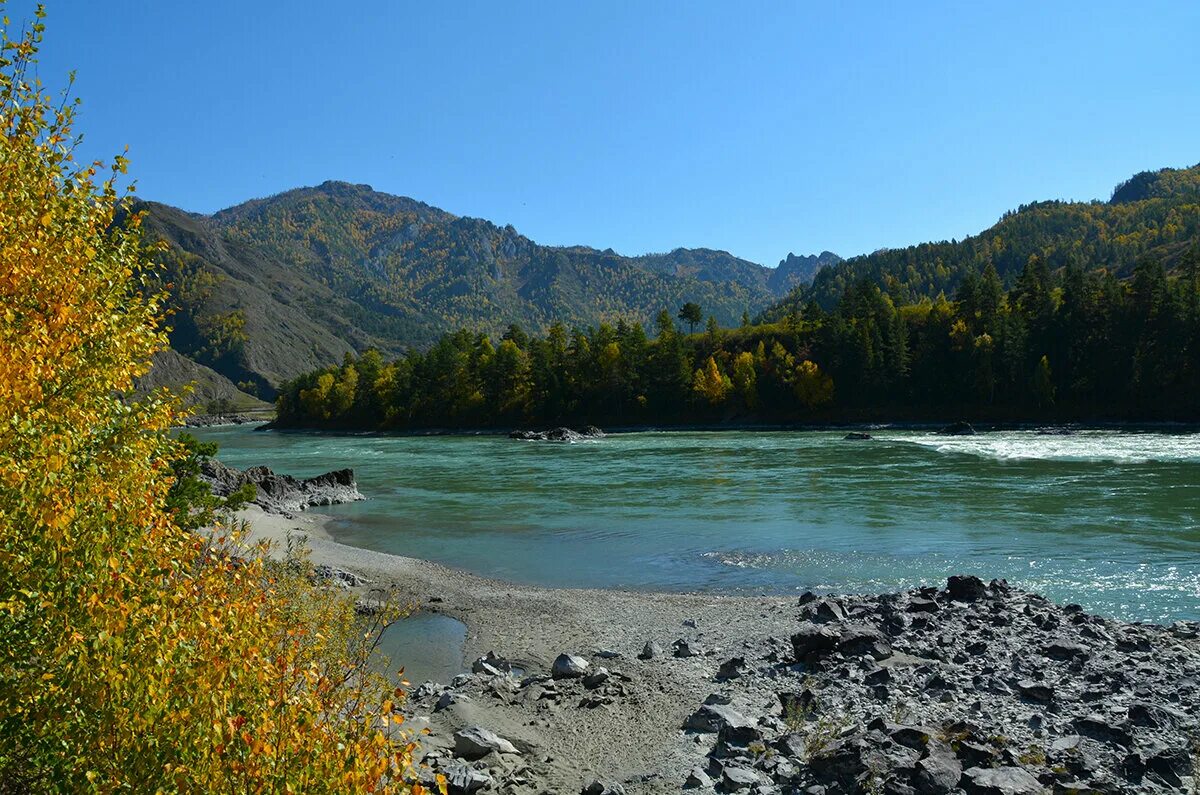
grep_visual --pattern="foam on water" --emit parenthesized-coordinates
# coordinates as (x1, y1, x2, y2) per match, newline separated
(898, 429, 1200, 463)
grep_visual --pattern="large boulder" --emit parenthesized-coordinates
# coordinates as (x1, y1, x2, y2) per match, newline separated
(791, 622, 841, 661)
(946, 574, 987, 602)
(960, 766, 1042, 794)
(836, 625, 893, 660)
(683, 703, 756, 739)
(452, 726, 519, 759)
(551, 653, 590, 679)
(441, 761, 491, 794)
(914, 748, 962, 793)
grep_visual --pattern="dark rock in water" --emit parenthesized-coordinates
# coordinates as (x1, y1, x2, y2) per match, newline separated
(509, 426, 605, 442)
(946, 574, 987, 602)
(938, 420, 977, 436)
(199, 458, 364, 514)
(843, 432, 872, 440)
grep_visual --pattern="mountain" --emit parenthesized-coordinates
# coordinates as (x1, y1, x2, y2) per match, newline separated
(142, 181, 833, 397)
(767, 251, 843, 293)
(135, 350, 268, 412)
(766, 162, 1200, 318)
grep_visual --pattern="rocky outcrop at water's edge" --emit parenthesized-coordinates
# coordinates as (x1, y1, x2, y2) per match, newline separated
(200, 458, 364, 515)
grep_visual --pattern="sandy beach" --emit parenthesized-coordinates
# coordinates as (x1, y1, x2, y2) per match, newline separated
(236, 504, 807, 792)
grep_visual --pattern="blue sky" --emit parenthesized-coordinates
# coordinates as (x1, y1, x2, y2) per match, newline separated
(11, 1, 1200, 265)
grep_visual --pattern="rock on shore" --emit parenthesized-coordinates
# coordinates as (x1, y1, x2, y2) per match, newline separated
(403, 576, 1199, 794)
(200, 458, 364, 514)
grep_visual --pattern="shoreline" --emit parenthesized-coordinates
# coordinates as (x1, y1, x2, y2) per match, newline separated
(236, 506, 1200, 794)
(237, 505, 811, 791)
(255, 419, 1200, 438)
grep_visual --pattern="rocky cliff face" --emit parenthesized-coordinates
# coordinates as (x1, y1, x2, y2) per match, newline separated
(767, 251, 842, 293)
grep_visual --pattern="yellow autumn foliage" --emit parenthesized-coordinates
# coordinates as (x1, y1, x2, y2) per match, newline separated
(0, 10, 434, 793)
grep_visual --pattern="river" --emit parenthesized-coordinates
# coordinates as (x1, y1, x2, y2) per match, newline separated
(191, 426, 1200, 623)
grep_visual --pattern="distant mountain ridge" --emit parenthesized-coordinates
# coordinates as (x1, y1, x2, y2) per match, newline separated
(769, 251, 843, 292)
(766, 162, 1200, 318)
(143, 182, 832, 397)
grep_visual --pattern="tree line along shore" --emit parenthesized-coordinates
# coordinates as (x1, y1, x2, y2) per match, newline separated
(274, 251, 1200, 431)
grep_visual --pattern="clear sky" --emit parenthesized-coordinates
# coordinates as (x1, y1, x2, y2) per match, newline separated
(11, 1, 1200, 265)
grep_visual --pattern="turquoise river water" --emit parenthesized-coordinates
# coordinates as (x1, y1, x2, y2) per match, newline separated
(193, 426, 1200, 625)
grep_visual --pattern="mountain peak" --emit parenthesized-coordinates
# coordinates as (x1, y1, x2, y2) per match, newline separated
(768, 250, 842, 292)
(1109, 162, 1200, 204)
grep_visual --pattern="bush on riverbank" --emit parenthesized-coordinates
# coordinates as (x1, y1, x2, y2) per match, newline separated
(0, 10, 435, 793)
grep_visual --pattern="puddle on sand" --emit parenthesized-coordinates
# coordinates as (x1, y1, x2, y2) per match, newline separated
(371, 612, 467, 687)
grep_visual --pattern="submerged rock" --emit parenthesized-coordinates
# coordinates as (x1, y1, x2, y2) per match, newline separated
(938, 420, 977, 436)
(509, 426, 605, 442)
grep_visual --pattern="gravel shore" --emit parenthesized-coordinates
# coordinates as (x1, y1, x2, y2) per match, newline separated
(237, 506, 1200, 794)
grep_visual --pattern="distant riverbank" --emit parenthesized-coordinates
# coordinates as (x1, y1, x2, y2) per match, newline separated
(257, 418, 1200, 437)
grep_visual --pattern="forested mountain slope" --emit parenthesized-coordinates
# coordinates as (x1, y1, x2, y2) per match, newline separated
(767, 163, 1200, 317)
(143, 182, 824, 396)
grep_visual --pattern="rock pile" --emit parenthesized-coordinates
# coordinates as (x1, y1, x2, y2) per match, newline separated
(401, 577, 1199, 794)
(684, 576, 1199, 793)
